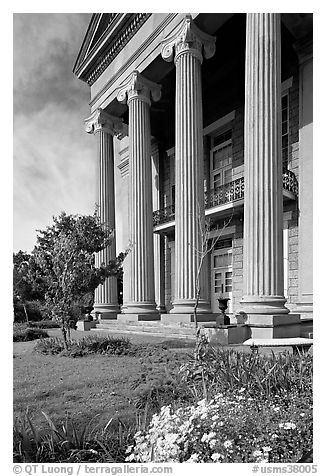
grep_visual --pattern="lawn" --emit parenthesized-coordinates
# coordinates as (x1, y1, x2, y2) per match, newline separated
(13, 329, 193, 431)
(13, 329, 313, 463)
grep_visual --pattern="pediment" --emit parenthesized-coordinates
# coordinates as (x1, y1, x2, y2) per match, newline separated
(73, 13, 121, 77)
(73, 13, 151, 85)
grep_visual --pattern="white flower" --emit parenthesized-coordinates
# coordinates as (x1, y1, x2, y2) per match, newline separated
(223, 440, 233, 449)
(253, 450, 262, 458)
(186, 453, 199, 463)
(201, 433, 209, 443)
(164, 433, 179, 444)
(209, 439, 217, 449)
(273, 407, 280, 412)
(283, 422, 296, 430)
(262, 446, 272, 453)
(239, 387, 246, 393)
(271, 434, 278, 439)
(211, 452, 223, 462)
(300, 413, 305, 417)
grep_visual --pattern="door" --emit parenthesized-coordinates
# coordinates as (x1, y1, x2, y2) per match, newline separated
(211, 247, 233, 313)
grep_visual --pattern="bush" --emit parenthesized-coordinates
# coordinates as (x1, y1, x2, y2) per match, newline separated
(33, 337, 65, 355)
(126, 392, 312, 463)
(13, 300, 46, 322)
(179, 341, 313, 401)
(13, 324, 49, 342)
(13, 411, 135, 463)
(28, 320, 60, 329)
(34, 335, 133, 357)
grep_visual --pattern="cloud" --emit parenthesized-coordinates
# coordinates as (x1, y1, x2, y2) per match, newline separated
(14, 101, 97, 251)
(13, 13, 91, 115)
(13, 13, 99, 252)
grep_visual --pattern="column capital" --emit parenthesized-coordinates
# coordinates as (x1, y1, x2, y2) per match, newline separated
(117, 71, 161, 106)
(161, 15, 216, 64)
(84, 108, 124, 136)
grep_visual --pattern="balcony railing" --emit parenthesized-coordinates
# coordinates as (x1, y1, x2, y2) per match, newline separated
(153, 204, 175, 227)
(282, 168, 299, 196)
(205, 177, 244, 209)
(153, 170, 298, 228)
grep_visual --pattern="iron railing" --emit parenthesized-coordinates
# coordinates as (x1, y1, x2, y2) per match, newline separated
(205, 177, 244, 209)
(282, 168, 299, 195)
(153, 204, 175, 227)
(153, 170, 298, 227)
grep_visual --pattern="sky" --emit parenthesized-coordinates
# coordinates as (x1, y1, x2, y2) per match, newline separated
(13, 13, 97, 253)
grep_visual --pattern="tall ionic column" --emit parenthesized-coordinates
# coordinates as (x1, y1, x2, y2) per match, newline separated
(161, 15, 215, 315)
(84, 109, 123, 318)
(240, 14, 300, 337)
(117, 71, 161, 317)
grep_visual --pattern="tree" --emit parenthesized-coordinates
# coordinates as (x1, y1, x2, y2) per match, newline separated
(32, 212, 127, 349)
(13, 251, 47, 322)
(193, 211, 233, 361)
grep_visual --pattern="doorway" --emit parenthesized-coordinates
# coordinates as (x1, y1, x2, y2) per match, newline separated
(211, 246, 233, 313)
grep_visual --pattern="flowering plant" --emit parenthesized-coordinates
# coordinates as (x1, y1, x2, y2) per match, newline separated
(126, 391, 312, 463)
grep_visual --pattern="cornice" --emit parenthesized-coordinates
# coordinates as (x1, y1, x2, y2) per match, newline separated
(89, 13, 178, 110)
(161, 15, 216, 64)
(77, 14, 151, 86)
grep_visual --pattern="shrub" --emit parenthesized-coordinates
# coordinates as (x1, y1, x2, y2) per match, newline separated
(179, 343, 313, 401)
(13, 411, 136, 463)
(126, 392, 312, 463)
(13, 324, 49, 342)
(13, 300, 46, 322)
(34, 335, 133, 357)
(28, 320, 60, 329)
(34, 337, 68, 355)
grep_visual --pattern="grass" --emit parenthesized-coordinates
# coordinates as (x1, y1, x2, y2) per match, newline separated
(13, 323, 49, 342)
(13, 329, 191, 433)
(14, 329, 312, 463)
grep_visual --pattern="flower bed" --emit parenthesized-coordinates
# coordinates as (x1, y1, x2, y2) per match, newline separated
(126, 391, 312, 463)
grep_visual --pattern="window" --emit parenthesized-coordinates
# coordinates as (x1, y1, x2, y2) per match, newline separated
(282, 93, 289, 169)
(210, 129, 233, 190)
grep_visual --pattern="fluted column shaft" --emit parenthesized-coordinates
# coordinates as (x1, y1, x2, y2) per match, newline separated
(95, 130, 118, 309)
(241, 13, 288, 314)
(117, 71, 161, 314)
(84, 109, 123, 316)
(161, 15, 216, 313)
(174, 50, 207, 312)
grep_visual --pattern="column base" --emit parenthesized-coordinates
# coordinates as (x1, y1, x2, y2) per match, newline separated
(240, 296, 291, 315)
(162, 313, 222, 325)
(122, 302, 159, 315)
(170, 299, 212, 314)
(245, 313, 301, 339)
(94, 304, 119, 320)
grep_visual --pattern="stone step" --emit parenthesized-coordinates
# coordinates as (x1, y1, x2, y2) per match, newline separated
(95, 322, 198, 336)
(91, 326, 197, 340)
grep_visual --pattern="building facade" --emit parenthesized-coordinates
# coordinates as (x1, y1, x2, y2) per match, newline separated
(74, 13, 313, 339)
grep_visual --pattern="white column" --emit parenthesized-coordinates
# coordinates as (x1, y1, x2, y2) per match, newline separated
(117, 71, 161, 316)
(161, 15, 215, 314)
(241, 14, 289, 318)
(84, 109, 123, 317)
